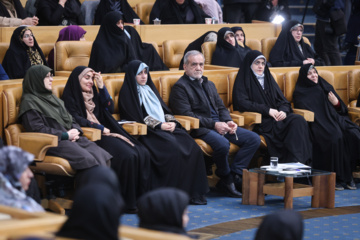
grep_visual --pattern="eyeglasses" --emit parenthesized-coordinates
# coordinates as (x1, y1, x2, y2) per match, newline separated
(23, 34, 34, 39)
(253, 61, 265, 66)
(291, 28, 303, 33)
(45, 74, 54, 78)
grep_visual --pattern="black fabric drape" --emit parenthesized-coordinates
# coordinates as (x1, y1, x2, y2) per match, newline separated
(124, 26, 168, 71)
(89, 11, 136, 73)
(0, 0, 26, 18)
(94, 0, 143, 25)
(149, 0, 209, 24)
(37, 0, 84, 25)
(293, 64, 360, 182)
(211, 27, 248, 68)
(119, 60, 208, 198)
(62, 66, 151, 209)
(2, 26, 47, 79)
(232, 50, 312, 163)
(179, 31, 217, 70)
(269, 20, 324, 67)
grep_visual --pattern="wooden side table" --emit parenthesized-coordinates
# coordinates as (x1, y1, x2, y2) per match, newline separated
(242, 169, 336, 209)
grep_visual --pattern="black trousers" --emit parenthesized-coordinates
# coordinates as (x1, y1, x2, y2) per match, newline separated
(223, 2, 260, 23)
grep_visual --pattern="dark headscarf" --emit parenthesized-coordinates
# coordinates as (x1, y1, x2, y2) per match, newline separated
(179, 31, 217, 70)
(255, 210, 304, 240)
(137, 187, 189, 235)
(89, 11, 136, 73)
(269, 20, 324, 67)
(150, 0, 209, 24)
(119, 60, 172, 123)
(2, 27, 47, 80)
(231, 26, 251, 50)
(211, 27, 247, 68)
(0, 0, 26, 18)
(94, 0, 143, 25)
(37, 0, 84, 25)
(18, 65, 73, 129)
(48, 25, 86, 70)
(57, 166, 124, 240)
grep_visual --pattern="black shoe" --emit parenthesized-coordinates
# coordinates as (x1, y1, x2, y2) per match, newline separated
(232, 172, 243, 193)
(346, 179, 357, 190)
(335, 182, 344, 191)
(216, 179, 242, 198)
(189, 195, 207, 205)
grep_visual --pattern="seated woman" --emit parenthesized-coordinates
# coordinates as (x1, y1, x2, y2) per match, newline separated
(0, 146, 44, 212)
(57, 167, 125, 239)
(94, 0, 142, 25)
(233, 50, 312, 164)
(62, 66, 151, 212)
(119, 60, 209, 205)
(231, 26, 251, 51)
(36, 0, 84, 25)
(3, 26, 47, 79)
(149, 0, 210, 24)
(253, 0, 290, 23)
(179, 31, 217, 70)
(0, 0, 38, 27)
(293, 64, 359, 190)
(47, 25, 86, 70)
(89, 11, 167, 73)
(18, 65, 112, 180)
(269, 20, 324, 67)
(138, 188, 194, 237)
(211, 27, 248, 68)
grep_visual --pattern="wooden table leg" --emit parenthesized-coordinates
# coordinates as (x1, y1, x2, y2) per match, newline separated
(311, 175, 321, 208)
(242, 169, 250, 205)
(326, 173, 336, 208)
(257, 173, 265, 206)
(284, 177, 294, 209)
(312, 172, 335, 209)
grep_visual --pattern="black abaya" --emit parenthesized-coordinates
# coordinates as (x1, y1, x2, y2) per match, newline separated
(0, 0, 26, 18)
(61, 66, 151, 210)
(119, 60, 209, 199)
(293, 64, 360, 182)
(232, 50, 312, 163)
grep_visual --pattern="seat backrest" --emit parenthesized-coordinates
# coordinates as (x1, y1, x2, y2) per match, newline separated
(39, 43, 55, 62)
(159, 75, 182, 106)
(55, 41, 93, 72)
(246, 39, 261, 52)
(348, 69, 360, 107)
(0, 42, 9, 64)
(201, 41, 216, 65)
(136, 2, 154, 24)
(52, 84, 65, 98)
(162, 40, 192, 69)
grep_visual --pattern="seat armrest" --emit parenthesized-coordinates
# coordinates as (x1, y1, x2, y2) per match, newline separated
(134, 123, 147, 135)
(174, 115, 199, 129)
(348, 111, 360, 126)
(348, 107, 360, 113)
(232, 111, 261, 129)
(293, 109, 314, 122)
(122, 123, 147, 135)
(81, 127, 101, 141)
(174, 118, 190, 131)
(18, 133, 58, 161)
(229, 113, 244, 126)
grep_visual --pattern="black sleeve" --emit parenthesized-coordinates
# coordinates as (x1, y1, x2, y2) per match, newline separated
(37, 0, 65, 25)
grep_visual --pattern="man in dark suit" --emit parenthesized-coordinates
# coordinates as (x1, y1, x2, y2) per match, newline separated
(169, 50, 260, 198)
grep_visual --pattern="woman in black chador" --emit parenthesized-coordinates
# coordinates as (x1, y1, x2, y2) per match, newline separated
(62, 66, 152, 211)
(149, 0, 209, 24)
(293, 64, 359, 190)
(3, 26, 47, 79)
(119, 60, 209, 205)
(233, 50, 312, 164)
(269, 20, 324, 67)
(211, 27, 248, 68)
(231, 26, 252, 52)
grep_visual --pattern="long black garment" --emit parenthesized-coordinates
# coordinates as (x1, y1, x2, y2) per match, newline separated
(119, 60, 208, 199)
(233, 50, 312, 163)
(211, 27, 248, 68)
(269, 20, 324, 67)
(2, 26, 47, 79)
(179, 31, 217, 70)
(61, 66, 151, 209)
(0, 0, 26, 18)
(124, 26, 168, 71)
(149, 0, 209, 24)
(293, 64, 360, 182)
(36, 0, 84, 25)
(94, 0, 143, 25)
(89, 11, 136, 73)
(231, 26, 252, 51)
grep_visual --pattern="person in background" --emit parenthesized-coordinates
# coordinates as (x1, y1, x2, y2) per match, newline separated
(223, 0, 262, 23)
(194, 0, 223, 23)
(0, 146, 44, 212)
(0, 0, 38, 26)
(253, 0, 290, 23)
(0, 63, 9, 80)
(343, 0, 360, 65)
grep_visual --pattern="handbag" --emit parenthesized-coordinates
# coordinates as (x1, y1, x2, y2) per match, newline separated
(329, 9, 347, 36)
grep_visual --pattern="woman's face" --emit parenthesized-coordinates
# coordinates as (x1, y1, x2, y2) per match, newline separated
(182, 208, 189, 228)
(136, 68, 148, 86)
(80, 34, 86, 41)
(43, 72, 53, 90)
(291, 26, 303, 43)
(19, 167, 33, 191)
(80, 71, 94, 92)
(225, 33, 236, 47)
(22, 30, 34, 47)
(251, 58, 266, 75)
(116, 19, 124, 31)
(176, 0, 185, 4)
(235, 30, 245, 44)
(307, 68, 318, 83)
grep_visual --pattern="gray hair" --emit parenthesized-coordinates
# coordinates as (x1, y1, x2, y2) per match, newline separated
(184, 50, 205, 65)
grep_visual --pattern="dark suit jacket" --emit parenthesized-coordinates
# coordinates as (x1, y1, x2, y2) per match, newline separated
(169, 74, 232, 138)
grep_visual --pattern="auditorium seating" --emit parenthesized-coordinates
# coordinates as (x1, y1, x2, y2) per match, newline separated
(136, 2, 154, 24)
(162, 40, 192, 70)
(0, 42, 54, 64)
